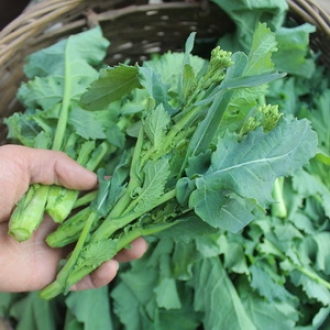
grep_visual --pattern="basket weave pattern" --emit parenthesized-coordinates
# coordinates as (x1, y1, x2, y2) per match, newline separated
(0, 0, 329, 144)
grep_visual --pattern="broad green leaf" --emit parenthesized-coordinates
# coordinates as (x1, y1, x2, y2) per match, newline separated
(289, 270, 330, 305)
(292, 169, 330, 218)
(239, 282, 298, 330)
(80, 65, 142, 110)
(249, 264, 298, 303)
(4, 112, 48, 147)
(243, 22, 277, 76)
(190, 119, 317, 231)
(143, 52, 206, 94)
(0, 293, 19, 317)
(68, 106, 106, 140)
(18, 26, 108, 110)
(189, 187, 256, 232)
(202, 118, 316, 206)
(154, 278, 182, 309)
(9, 292, 57, 330)
(218, 234, 249, 274)
(273, 24, 316, 77)
(215, 0, 287, 53)
(111, 265, 159, 330)
(297, 233, 330, 276)
(192, 257, 256, 330)
(65, 287, 113, 330)
(23, 26, 109, 78)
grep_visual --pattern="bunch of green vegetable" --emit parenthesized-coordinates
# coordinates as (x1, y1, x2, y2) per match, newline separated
(1, 0, 330, 328)
(4, 20, 317, 301)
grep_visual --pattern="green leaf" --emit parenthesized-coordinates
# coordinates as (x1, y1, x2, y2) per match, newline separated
(133, 158, 170, 212)
(218, 234, 249, 274)
(203, 118, 316, 205)
(190, 119, 317, 231)
(273, 24, 316, 78)
(143, 52, 206, 94)
(144, 103, 171, 149)
(184, 32, 196, 62)
(243, 22, 278, 75)
(80, 65, 142, 110)
(192, 257, 256, 330)
(215, 0, 287, 52)
(239, 281, 298, 330)
(189, 187, 256, 232)
(95, 152, 131, 215)
(4, 112, 51, 147)
(249, 264, 298, 303)
(289, 270, 330, 305)
(9, 292, 58, 330)
(111, 265, 159, 330)
(18, 26, 108, 110)
(23, 26, 109, 79)
(65, 287, 113, 330)
(292, 169, 330, 218)
(68, 106, 107, 140)
(154, 278, 182, 310)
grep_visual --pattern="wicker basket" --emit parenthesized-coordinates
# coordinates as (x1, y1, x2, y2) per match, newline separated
(0, 0, 329, 144)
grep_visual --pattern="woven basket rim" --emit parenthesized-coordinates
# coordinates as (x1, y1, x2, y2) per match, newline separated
(0, 0, 329, 145)
(0, 0, 329, 61)
(287, 0, 330, 35)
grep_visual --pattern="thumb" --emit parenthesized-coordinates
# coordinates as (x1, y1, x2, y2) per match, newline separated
(0, 145, 98, 222)
(26, 147, 98, 190)
(2, 145, 98, 191)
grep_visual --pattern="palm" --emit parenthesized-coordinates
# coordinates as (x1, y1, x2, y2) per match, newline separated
(0, 216, 66, 291)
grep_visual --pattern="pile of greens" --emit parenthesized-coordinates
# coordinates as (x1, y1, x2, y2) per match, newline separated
(1, 0, 330, 328)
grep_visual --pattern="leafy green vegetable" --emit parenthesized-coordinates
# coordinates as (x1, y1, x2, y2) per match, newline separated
(33, 23, 317, 300)
(2, 0, 329, 328)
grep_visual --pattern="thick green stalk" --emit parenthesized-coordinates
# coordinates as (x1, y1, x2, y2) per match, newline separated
(65, 220, 179, 290)
(8, 185, 50, 241)
(294, 263, 330, 291)
(52, 42, 72, 151)
(46, 207, 92, 248)
(39, 209, 100, 300)
(45, 141, 108, 223)
(271, 177, 287, 218)
(85, 141, 110, 171)
(91, 189, 177, 242)
(46, 188, 78, 223)
(73, 191, 98, 209)
(106, 127, 144, 219)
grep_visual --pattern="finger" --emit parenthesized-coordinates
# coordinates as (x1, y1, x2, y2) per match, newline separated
(24, 147, 98, 190)
(0, 145, 98, 191)
(70, 260, 119, 291)
(114, 237, 148, 263)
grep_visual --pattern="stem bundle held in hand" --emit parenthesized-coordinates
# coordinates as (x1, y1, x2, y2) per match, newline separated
(5, 23, 318, 300)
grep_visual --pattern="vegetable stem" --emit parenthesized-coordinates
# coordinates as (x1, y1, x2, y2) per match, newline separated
(91, 188, 177, 242)
(8, 185, 50, 241)
(52, 42, 72, 151)
(40, 209, 100, 300)
(271, 177, 287, 218)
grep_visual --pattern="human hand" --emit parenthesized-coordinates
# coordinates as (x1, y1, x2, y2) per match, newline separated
(0, 145, 147, 292)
